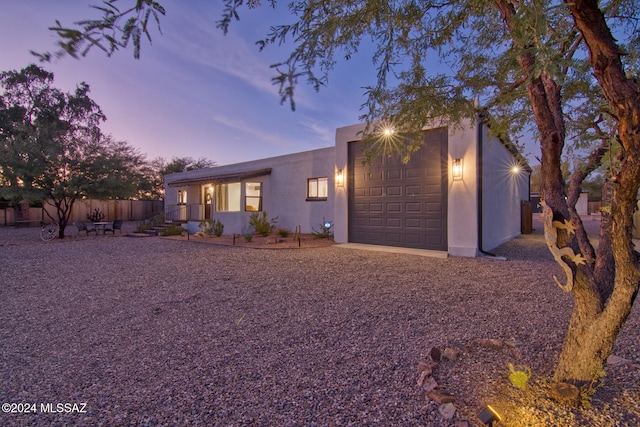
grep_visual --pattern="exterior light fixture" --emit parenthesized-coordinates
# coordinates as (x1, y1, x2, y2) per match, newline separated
(336, 169, 344, 187)
(452, 158, 463, 180)
(478, 405, 502, 425)
(383, 128, 394, 137)
(511, 165, 521, 174)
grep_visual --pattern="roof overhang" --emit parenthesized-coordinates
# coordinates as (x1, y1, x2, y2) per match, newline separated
(167, 168, 272, 187)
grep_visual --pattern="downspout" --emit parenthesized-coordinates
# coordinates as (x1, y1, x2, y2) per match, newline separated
(476, 115, 504, 259)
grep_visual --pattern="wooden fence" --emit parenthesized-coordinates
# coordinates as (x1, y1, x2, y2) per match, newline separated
(1, 199, 164, 226)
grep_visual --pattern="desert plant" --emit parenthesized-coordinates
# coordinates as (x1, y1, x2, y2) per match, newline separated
(161, 224, 185, 236)
(134, 222, 152, 233)
(199, 218, 224, 236)
(244, 234, 253, 242)
(87, 208, 106, 222)
(277, 228, 289, 238)
(249, 211, 278, 236)
(312, 219, 334, 239)
(508, 363, 532, 390)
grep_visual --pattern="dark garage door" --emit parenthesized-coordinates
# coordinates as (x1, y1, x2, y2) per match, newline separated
(348, 128, 448, 250)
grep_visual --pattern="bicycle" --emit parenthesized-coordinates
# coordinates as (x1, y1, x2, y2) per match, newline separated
(40, 222, 59, 242)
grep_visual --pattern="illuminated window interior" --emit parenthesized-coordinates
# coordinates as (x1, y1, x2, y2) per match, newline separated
(307, 177, 328, 200)
(215, 182, 241, 212)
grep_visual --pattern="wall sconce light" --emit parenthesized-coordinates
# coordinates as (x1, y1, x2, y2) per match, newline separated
(478, 405, 502, 425)
(336, 169, 344, 187)
(511, 164, 522, 175)
(452, 158, 463, 180)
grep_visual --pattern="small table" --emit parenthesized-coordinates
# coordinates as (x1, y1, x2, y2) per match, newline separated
(93, 222, 110, 235)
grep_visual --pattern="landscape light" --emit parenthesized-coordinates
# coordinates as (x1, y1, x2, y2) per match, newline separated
(478, 405, 502, 425)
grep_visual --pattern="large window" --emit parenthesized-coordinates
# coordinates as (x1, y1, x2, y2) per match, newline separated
(307, 177, 328, 200)
(215, 182, 241, 212)
(245, 182, 262, 211)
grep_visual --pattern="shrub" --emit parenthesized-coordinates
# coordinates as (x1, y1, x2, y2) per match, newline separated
(134, 222, 152, 233)
(161, 225, 185, 236)
(87, 208, 105, 222)
(249, 211, 278, 236)
(312, 219, 334, 239)
(199, 218, 224, 236)
(244, 234, 253, 242)
(277, 228, 290, 238)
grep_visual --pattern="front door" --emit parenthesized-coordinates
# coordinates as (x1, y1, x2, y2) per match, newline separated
(204, 187, 213, 220)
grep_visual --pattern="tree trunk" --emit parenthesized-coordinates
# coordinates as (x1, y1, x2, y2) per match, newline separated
(498, 0, 640, 387)
(551, 0, 640, 384)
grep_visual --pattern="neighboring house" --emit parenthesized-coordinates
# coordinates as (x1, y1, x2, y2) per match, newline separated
(164, 116, 531, 257)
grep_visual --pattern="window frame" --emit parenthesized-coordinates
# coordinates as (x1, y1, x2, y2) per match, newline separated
(306, 177, 328, 201)
(245, 182, 262, 212)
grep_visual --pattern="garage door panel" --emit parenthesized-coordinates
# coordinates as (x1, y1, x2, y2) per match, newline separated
(387, 218, 402, 227)
(387, 203, 402, 213)
(387, 169, 402, 180)
(348, 128, 448, 250)
(405, 202, 422, 213)
(369, 186, 384, 197)
(387, 186, 402, 196)
(369, 203, 383, 212)
(405, 185, 422, 195)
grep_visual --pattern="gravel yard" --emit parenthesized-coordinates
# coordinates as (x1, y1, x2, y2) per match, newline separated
(0, 220, 638, 426)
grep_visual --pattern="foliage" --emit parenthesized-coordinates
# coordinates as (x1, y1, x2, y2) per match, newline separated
(0, 65, 160, 237)
(312, 220, 334, 239)
(277, 228, 289, 238)
(249, 211, 278, 236)
(0, 65, 156, 225)
(199, 218, 224, 237)
(160, 224, 185, 236)
(87, 208, 106, 222)
(244, 234, 253, 242)
(134, 222, 152, 233)
(508, 363, 532, 390)
(33, 0, 166, 61)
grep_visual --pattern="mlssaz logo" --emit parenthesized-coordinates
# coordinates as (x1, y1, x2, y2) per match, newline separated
(40, 403, 88, 413)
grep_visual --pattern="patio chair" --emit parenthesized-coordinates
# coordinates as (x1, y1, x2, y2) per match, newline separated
(105, 220, 123, 235)
(75, 221, 97, 236)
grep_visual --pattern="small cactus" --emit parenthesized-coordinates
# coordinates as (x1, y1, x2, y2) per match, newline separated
(508, 363, 531, 390)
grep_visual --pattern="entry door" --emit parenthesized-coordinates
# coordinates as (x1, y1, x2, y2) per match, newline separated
(348, 128, 448, 250)
(204, 187, 213, 220)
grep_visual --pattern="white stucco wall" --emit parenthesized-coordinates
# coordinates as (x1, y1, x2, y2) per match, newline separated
(165, 147, 335, 235)
(480, 127, 530, 251)
(446, 119, 479, 257)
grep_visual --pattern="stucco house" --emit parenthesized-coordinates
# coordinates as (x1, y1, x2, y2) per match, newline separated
(164, 116, 531, 257)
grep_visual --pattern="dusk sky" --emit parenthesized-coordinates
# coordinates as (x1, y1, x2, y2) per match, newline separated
(1, 1, 539, 167)
(0, 0, 381, 166)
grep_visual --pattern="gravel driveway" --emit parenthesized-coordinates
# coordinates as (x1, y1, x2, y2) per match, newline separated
(0, 220, 638, 426)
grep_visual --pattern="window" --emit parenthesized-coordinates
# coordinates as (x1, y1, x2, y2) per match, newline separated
(245, 182, 262, 212)
(177, 189, 187, 205)
(215, 182, 241, 212)
(307, 177, 328, 200)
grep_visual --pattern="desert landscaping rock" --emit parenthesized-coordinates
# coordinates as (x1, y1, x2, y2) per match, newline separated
(0, 221, 639, 426)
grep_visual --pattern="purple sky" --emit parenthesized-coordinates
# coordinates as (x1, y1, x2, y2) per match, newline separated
(0, 1, 538, 167)
(0, 0, 380, 165)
